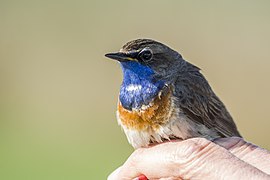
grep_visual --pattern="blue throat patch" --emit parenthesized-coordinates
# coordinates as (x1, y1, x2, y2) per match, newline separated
(119, 61, 164, 110)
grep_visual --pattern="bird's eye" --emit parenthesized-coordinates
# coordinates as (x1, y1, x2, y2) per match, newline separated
(138, 48, 153, 62)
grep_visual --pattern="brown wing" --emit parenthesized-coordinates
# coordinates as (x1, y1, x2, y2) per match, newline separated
(174, 69, 241, 138)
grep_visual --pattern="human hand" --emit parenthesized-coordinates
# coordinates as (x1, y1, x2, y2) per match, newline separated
(108, 137, 270, 180)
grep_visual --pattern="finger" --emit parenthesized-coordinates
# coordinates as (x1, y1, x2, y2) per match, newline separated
(214, 137, 270, 175)
(108, 167, 149, 180)
(111, 138, 270, 179)
(107, 166, 123, 180)
(110, 169, 178, 180)
(110, 139, 208, 179)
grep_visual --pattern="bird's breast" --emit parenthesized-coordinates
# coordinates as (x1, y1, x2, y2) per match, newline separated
(117, 86, 173, 131)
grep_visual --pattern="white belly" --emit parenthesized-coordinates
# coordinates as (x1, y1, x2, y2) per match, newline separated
(117, 107, 219, 149)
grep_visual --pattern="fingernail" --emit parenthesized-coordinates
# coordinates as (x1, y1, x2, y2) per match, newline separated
(133, 174, 148, 180)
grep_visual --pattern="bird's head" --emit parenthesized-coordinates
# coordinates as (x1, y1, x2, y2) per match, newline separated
(105, 39, 184, 82)
(105, 39, 192, 110)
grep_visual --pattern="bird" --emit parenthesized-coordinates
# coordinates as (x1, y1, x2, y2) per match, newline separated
(105, 39, 241, 149)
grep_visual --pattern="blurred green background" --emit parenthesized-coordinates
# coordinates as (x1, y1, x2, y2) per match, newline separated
(0, 0, 270, 179)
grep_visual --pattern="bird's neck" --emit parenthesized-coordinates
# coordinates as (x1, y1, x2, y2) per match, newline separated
(119, 61, 164, 110)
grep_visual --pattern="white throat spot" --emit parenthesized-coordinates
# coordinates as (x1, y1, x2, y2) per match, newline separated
(126, 84, 142, 92)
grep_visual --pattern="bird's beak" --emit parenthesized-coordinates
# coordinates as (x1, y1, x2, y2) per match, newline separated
(105, 52, 137, 62)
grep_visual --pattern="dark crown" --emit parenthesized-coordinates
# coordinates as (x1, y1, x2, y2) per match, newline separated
(122, 39, 164, 51)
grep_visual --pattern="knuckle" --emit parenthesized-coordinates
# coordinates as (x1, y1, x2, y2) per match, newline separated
(184, 137, 213, 155)
(161, 138, 216, 178)
(168, 138, 214, 164)
(230, 138, 259, 155)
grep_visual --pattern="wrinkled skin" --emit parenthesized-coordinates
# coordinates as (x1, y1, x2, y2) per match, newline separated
(108, 137, 270, 180)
